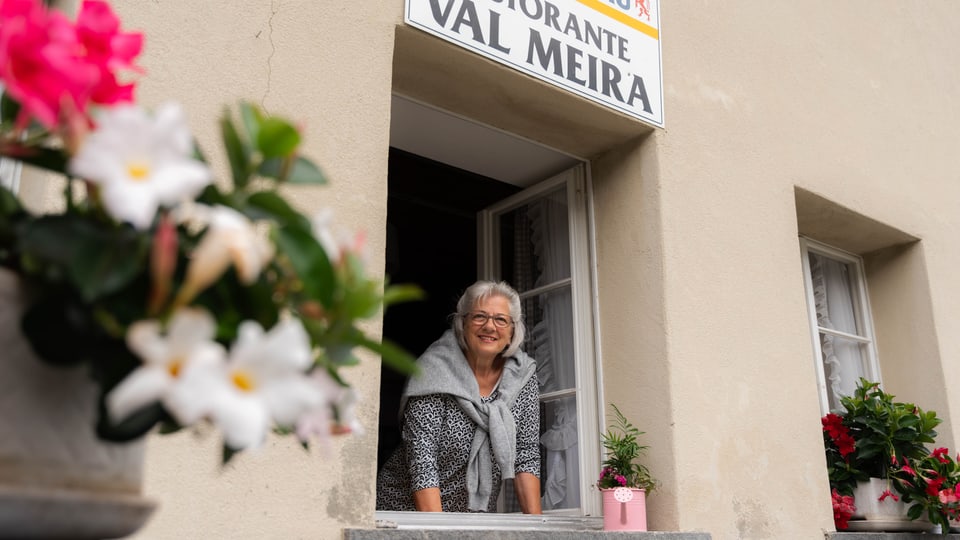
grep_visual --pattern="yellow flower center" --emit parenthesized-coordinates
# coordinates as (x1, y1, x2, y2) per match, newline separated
(126, 161, 151, 181)
(231, 370, 256, 392)
(167, 357, 184, 378)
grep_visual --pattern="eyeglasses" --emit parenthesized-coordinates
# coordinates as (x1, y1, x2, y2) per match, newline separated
(467, 312, 514, 328)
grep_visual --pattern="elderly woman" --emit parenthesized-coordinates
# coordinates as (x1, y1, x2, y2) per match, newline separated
(376, 280, 541, 514)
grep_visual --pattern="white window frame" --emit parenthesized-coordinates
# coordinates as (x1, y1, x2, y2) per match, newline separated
(0, 157, 22, 193)
(376, 165, 605, 530)
(479, 164, 602, 518)
(799, 237, 882, 414)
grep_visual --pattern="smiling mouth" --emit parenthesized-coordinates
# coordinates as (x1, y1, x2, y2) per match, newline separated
(478, 334, 498, 342)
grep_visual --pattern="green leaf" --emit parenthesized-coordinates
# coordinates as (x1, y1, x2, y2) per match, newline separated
(1, 92, 21, 126)
(21, 292, 92, 367)
(195, 184, 232, 207)
(239, 102, 263, 147)
(383, 283, 424, 307)
(284, 156, 327, 184)
(257, 117, 300, 158)
(258, 156, 327, 185)
(222, 444, 240, 465)
(96, 401, 166, 442)
(4, 145, 68, 175)
(0, 184, 22, 215)
(245, 191, 311, 231)
(342, 272, 382, 319)
(275, 225, 335, 307)
(356, 334, 419, 375)
(19, 216, 148, 301)
(71, 228, 147, 302)
(220, 108, 250, 188)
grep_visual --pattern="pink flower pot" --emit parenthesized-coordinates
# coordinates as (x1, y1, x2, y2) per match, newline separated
(602, 487, 647, 531)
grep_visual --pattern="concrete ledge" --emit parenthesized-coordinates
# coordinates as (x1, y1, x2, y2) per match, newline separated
(824, 534, 960, 539)
(345, 531, 710, 540)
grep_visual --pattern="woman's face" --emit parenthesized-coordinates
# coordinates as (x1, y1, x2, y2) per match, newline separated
(463, 295, 513, 360)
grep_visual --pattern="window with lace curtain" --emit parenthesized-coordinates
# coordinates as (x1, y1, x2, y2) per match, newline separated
(800, 238, 882, 414)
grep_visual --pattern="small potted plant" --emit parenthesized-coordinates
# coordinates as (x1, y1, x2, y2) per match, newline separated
(822, 378, 940, 531)
(890, 448, 960, 534)
(598, 403, 657, 531)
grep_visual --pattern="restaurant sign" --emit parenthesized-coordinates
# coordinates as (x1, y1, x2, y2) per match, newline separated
(405, 0, 663, 127)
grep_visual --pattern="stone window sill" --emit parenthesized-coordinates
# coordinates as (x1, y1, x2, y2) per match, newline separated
(345, 531, 710, 540)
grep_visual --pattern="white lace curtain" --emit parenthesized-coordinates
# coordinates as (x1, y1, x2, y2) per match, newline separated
(525, 189, 580, 511)
(809, 252, 864, 411)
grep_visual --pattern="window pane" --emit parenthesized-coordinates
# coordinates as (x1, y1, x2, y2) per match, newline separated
(820, 332, 870, 411)
(499, 185, 570, 289)
(808, 252, 862, 337)
(540, 396, 580, 511)
(522, 287, 576, 393)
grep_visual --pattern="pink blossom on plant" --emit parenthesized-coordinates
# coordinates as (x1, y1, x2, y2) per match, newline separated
(933, 447, 950, 464)
(821, 413, 856, 458)
(0, 0, 96, 128)
(832, 489, 856, 530)
(616, 474, 627, 486)
(878, 489, 899, 502)
(148, 213, 177, 314)
(926, 475, 946, 497)
(74, 0, 142, 104)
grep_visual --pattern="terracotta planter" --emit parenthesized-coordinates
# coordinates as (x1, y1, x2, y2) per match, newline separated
(846, 477, 933, 532)
(0, 269, 155, 539)
(602, 487, 647, 531)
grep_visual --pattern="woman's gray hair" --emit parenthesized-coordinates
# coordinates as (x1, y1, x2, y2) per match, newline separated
(451, 280, 525, 358)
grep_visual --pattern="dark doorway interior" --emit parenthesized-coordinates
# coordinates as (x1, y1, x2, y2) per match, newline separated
(378, 148, 520, 471)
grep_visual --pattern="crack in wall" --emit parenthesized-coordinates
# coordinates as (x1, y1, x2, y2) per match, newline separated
(262, 0, 279, 112)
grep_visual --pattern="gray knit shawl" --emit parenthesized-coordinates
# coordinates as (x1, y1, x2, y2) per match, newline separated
(400, 329, 536, 511)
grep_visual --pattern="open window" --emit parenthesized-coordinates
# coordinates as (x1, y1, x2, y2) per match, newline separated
(800, 237, 881, 414)
(377, 143, 603, 525)
(479, 165, 600, 515)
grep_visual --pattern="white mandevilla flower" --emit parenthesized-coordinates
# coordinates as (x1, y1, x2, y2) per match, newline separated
(311, 208, 368, 266)
(69, 102, 213, 230)
(177, 318, 323, 450)
(178, 204, 274, 303)
(295, 370, 364, 445)
(106, 307, 226, 426)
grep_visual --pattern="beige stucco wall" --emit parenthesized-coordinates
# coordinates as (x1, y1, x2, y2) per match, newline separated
(20, 1, 959, 539)
(633, 2, 960, 537)
(97, 1, 399, 538)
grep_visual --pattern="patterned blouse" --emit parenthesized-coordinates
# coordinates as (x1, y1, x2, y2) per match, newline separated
(376, 375, 541, 512)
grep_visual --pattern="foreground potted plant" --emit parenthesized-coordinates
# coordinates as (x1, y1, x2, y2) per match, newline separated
(891, 448, 960, 534)
(822, 378, 940, 531)
(0, 0, 417, 537)
(597, 404, 657, 531)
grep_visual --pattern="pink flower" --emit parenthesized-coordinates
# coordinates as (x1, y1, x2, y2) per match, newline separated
(615, 474, 627, 486)
(0, 0, 141, 129)
(933, 447, 950, 464)
(0, 0, 96, 128)
(878, 489, 899, 502)
(832, 489, 856, 530)
(148, 213, 178, 314)
(821, 413, 856, 458)
(926, 475, 946, 497)
(74, 0, 143, 104)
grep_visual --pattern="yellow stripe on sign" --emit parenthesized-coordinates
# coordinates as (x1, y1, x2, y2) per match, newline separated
(576, 0, 659, 40)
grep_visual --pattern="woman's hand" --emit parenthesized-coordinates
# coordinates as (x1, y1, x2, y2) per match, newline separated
(514, 472, 542, 514)
(413, 487, 443, 512)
